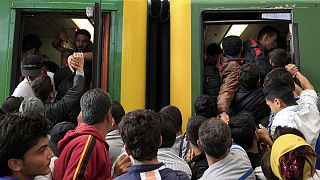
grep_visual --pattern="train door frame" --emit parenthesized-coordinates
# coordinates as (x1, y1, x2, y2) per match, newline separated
(9, 1, 122, 100)
(199, 10, 299, 95)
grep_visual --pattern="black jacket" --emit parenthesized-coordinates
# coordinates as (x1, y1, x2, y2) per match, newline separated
(44, 74, 85, 125)
(243, 38, 272, 80)
(231, 87, 270, 124)
(189, 153, 208, 180)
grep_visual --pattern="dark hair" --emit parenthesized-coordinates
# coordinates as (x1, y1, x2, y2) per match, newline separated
(263, 85, 296, 106)
(207, 43, 222, 56)
(159, 112, 177, 148)
(222, 36, 242, 57)
(75, 29, 91, 40)
(199, 118, 231, 158)
(22, 34, 43, 52)
(186, 115, 207, 146)
(119, 110, 161, 161)
(0, 113, 50, 176)
(194, 95, 217, 118)
(1, 96, 24, 113)
(269, 48, 290, 68)
(239, 63, 260, 90)
(80, 88, 111, 125)
(261, 150, 279, 180)
(229, 111, 256, 151)
(257, 26, 279, 41)
(159, 105, 182, 132)
(61, 49, 74, 60)
(263, 68, 295, 90)
(31, 75, 53, 102)
(273, 126, 305, 141)
(111, 101, 125, 125)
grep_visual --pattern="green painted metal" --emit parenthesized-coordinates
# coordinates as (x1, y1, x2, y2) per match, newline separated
(293, 7, 320, 91)
(190, 0, 320, 111)
(0, 1, 14, 104)
(107, 2, 123, 102)
(0, 0, 123, 104)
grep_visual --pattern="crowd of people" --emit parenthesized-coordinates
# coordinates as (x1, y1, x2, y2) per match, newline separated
(0, 25, 320, 180)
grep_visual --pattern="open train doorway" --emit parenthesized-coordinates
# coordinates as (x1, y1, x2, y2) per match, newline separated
(200, 11, 299, 96)
(11, 5, 110, 94)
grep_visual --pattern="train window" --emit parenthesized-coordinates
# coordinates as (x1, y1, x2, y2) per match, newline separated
(11, 8, 110, 93)
(200, 11, 298, 94)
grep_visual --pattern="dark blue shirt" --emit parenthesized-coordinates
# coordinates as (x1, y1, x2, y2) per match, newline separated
(115, 163, 190, 180)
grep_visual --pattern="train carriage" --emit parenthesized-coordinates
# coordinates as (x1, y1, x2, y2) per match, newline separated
(0, 0, 319, 129)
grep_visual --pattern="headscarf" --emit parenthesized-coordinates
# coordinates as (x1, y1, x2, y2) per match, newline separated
(270, 134, 316, 180)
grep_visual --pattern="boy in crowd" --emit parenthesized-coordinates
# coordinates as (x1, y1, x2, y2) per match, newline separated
(106, 101, 126, 164)
(199, 118, 255, 179)
(116, 110, 189, 180)
(216, 36, 244, 122)
(0, 113, 54, 180)
(186, 115, 208, 180)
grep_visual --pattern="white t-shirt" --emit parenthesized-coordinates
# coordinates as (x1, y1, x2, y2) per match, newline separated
(271, 89, 320, 149)
(12, 72, 55, 100)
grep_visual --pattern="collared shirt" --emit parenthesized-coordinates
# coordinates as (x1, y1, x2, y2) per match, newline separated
(200, 144, 255, 180)
(171, 134, 189, 158)
(158, 148, 192, 179)
(106, 129, 125, 164)
(270, 89, 320, 149)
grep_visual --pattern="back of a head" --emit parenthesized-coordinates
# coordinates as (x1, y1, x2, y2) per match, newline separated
(239, 63, 260, 90)
(273, 126, 305, 141)
(19, 97, 45, 115)
(222, 35, 242, 57)
(75, 29, 91, 40)
(159, 112, 177, 148)
(0, 113, 50, 177)
(263, 85, 296, 106)
(31, 74, 53, 102)
(1, 96, 24, 114)
(159, 105, 182, 132)
(263, 68, 295, 90)
(194, 95, 217, 118)
(257, 26, 279, 41)
(198, 118, 231, 159)
(229, 111, 256, 151)
(49, 121, 76, 157)
(207, 43, 222, 57)
(271, 134, 316, 180)
(111, 101, 125, 125)
(119, 109, 161, 161)
(80, 88, 111, 125)
(22, 34, 42, 52)
(186, 115, 207, 146)
(269, 48, 290, 68)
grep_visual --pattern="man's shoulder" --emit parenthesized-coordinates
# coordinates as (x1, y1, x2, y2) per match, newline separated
(160, 168, 190, 180)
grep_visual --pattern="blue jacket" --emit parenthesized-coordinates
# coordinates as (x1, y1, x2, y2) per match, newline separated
(115, 163, 190, 180)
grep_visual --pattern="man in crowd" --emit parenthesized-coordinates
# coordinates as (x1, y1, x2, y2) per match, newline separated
(0, 113, 54, 180)
(243, 26, 279, 79)
(199, 118, 255, 179)
(115, 110, 189, 180)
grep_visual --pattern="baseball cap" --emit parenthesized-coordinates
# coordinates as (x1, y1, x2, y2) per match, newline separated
(21, 54, 43, 77)
(49, 121, 76, 156)
(19, 97, 45, 115)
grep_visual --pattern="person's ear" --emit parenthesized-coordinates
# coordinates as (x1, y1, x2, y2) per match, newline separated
(48, 91, 55, 100)
(159, 135, 163, 148)
(274, 98, 282, 108)
(197, 139, 202, 150)
(8, 159, 23, 172)
(124, 145, 132, 156)
(111, 117, 115, 127)
(229, 138, 233, 148)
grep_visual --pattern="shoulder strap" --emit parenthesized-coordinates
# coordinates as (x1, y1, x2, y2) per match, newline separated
(73, 135, 97, 180)
(238, 167, 254, 180)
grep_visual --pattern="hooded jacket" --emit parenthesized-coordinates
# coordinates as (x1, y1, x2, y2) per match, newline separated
(54, 122, 112, 180)
(216, 56, 243, 114)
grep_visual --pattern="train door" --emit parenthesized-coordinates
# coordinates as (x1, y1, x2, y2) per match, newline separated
(200, 11, 297, 95)
(11, 3, 111, 94)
